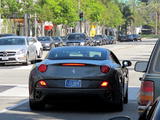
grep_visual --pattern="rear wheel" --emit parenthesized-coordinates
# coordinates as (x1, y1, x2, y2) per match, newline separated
(114, 91, 123, 111)
(0, 63, 5, 66)
(124, 89, 128, 104)
(112, 75, 124, 111)
(29, 100, 45, 110)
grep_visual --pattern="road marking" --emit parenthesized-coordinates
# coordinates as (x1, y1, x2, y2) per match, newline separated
(0, 85, 28, 97)
(0, 65, 33, 70)
(0, 99, 29, 114)
(0, 85, 139, 114)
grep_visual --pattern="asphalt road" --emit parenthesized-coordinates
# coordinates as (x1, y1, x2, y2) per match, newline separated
(0, 38, 157, 120)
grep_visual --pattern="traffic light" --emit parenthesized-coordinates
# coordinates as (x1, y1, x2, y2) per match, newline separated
(79, 12, 83, 21)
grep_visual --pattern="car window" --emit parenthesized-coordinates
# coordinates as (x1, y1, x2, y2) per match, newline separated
(110, 52, 121, 65)
(67, 34, 86, 40)
(47, 48, 108, 60)
(37, 37, 51, 41)
(0, 38, 25, 45)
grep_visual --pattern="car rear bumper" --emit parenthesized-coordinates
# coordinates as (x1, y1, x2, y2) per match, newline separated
(30, 88, 113, 103)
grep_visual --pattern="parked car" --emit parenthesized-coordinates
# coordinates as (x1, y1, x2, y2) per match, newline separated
(37, 36, 53, 50)
(93, 36, 103, 46)
(51, 36, 64, 47)
(65, 33, 91, 46)
(132, 34, 142, 41)
(118, 35, 127, 42)
(94, 35, 109, 45)
(0, 36, 37, 65)
(29, 46, 131, 111)
(109, 97, 160, 120)
(126, 34, 134, 41)
(134, 39, 160, 113)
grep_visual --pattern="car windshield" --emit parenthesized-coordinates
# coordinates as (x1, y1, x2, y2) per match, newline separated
(47, 47, 108, 60)
(52, 37, 61, 42)
(37, 37, 51, 41)
(0, 38, 25, 45)
(67, 34, 86, 40)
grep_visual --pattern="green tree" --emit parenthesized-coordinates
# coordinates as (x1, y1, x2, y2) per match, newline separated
(35, 0, 79, 27)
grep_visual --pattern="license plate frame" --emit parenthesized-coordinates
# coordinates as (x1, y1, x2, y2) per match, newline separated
(65, 80, 81, 88)
(2, 57, 9, 60)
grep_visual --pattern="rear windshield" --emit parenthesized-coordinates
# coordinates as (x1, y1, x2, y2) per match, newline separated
(0, 38, 25, 45)
(67, 34, 86, 40)
(47, 48, 108, 60)
(37, 37, 51, 41)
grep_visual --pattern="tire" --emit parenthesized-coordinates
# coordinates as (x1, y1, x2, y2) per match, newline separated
(113, 74, 124, 111)
(23, 54, 30, 66)
(31, 52, 37, 64)
(29, 100, 45, 111)
(124, 88, 128, 104)
(114, 90, 123, 111)
(38, 49, 43, 58)
(0, 63, 5, 66)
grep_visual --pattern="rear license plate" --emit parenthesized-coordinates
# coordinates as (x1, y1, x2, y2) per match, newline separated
(65, 80, 81, 88)
(2, 57, 8, 60)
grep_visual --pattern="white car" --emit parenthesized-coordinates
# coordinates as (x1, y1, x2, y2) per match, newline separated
(28, 37, 43, 59)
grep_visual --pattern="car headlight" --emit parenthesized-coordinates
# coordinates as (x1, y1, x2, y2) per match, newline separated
(80, 42, 85, 45)
(16, 49, 26, 55)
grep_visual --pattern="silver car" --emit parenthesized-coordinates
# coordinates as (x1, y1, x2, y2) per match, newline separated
(0, 36, 37, 65)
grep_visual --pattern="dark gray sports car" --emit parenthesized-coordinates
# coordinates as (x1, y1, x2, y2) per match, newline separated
(29, 46, 131, 111)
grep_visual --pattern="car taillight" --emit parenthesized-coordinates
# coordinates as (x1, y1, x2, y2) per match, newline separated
(62, 63, 86, 66)
(38, 64, 47, 72)
(100, 65, 110, 73)
(36, 80, 47, 88)
(100, 81, 109, 87)
(139, 81, 154, 105)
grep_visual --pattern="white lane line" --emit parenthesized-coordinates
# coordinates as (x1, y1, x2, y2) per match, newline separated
(0, 99, 29, 114)
(0, 85, 28, 97)
(0, 65, 33, 70)
(0, 84, 28, 87)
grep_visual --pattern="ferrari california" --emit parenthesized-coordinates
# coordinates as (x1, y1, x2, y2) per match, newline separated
(29, 46, 131, 111)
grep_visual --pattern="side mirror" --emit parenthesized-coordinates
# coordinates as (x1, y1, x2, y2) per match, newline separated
(122, 60, 132, 67)
(134, 61, 148, 72)
(109, 116, 131, 120)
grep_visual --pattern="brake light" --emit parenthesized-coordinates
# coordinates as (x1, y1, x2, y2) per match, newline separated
(37, 80, 47, 88)
(100, 81, 109, 87)
(62, 63, 86, 66)
(38, 64, 47, 72)
(139, 81, 154, 105)
(100, 65, 110, 73)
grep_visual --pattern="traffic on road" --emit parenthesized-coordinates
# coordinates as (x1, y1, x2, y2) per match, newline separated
(0, 0, 159, 120)
(0, 35, 157, 120)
